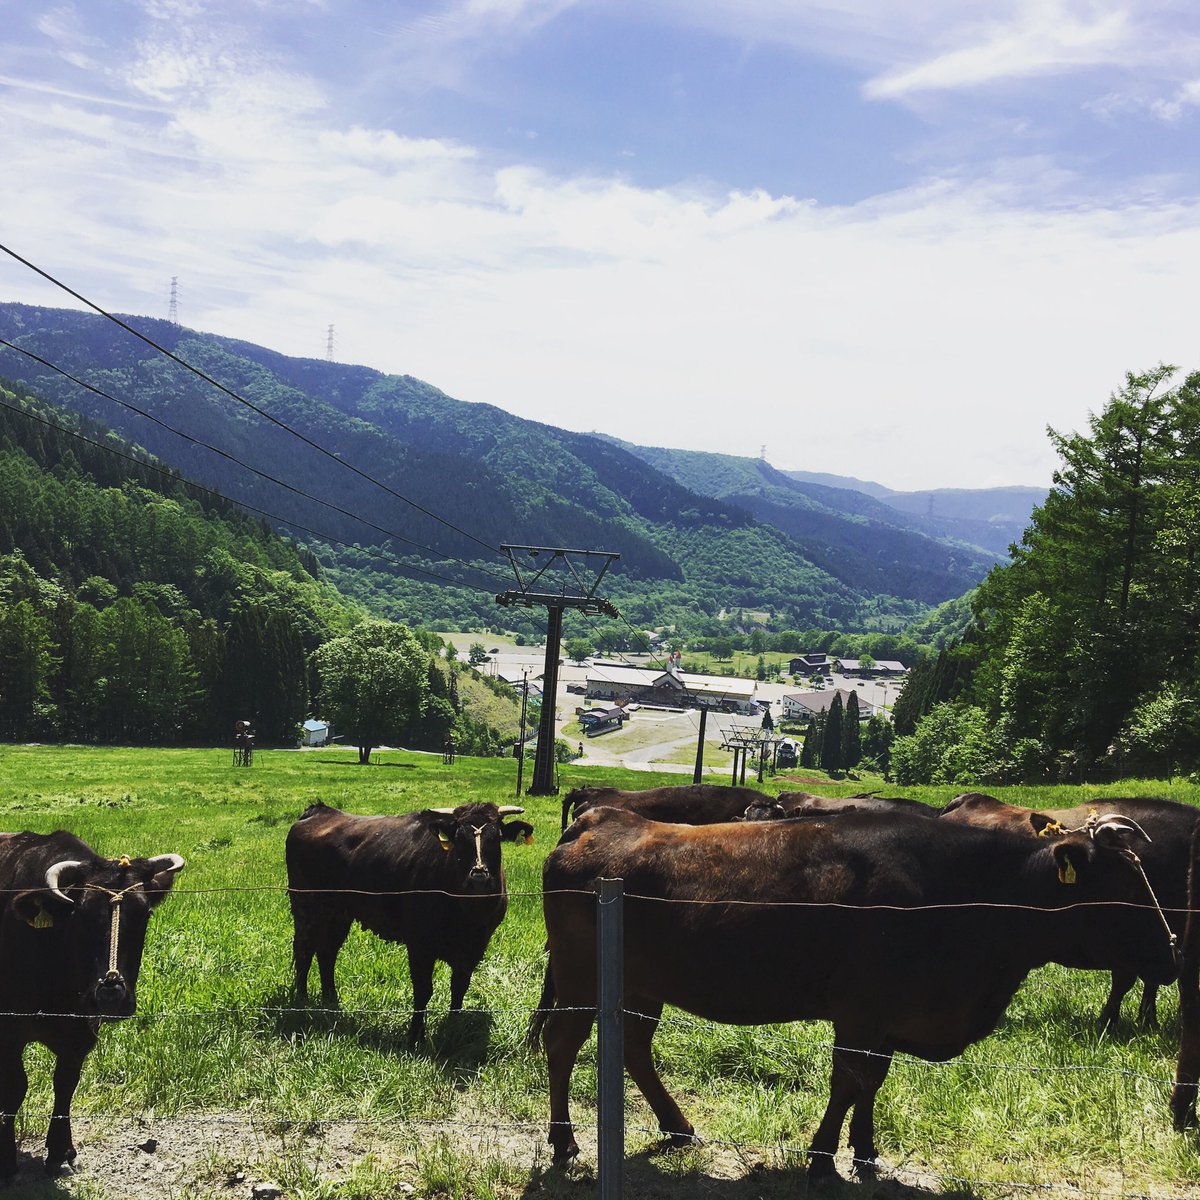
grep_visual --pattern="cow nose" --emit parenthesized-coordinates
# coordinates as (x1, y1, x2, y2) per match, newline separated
(95, 972, 131, 1012)
(469, 865, 490, 878)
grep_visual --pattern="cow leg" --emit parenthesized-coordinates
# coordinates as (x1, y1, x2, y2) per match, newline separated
(292, 924, 315, 1001)
(407, 947, 436, 1043)
(0, 1043, 28, 1178)
(844, 1046, 893, 1178)
(544, 1005, 595, 1164)
(311, 916, 351, 1009)
(1098, 969, 1136, 1032)
(45, 1042, 89, 1174)
(809, 1035, 884, 1181)
(622, 998, 694, 1147)
(449, 952, 484, 1014)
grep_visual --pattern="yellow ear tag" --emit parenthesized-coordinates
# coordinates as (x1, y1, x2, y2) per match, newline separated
(1058, 855, 1077, 885)
(524, 833, 534, 845)
(118, 855, 132, 868)
(437, 833, 452, 851)
(31, 906, 55, 929)
(1039, 820, 1065, 839)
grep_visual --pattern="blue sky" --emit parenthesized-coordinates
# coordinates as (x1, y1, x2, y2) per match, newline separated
(3, 1, 1200, 488)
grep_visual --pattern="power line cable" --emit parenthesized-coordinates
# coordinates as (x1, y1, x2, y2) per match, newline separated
(0, 336, 509, 584)
(0, 394, 501, 595)
(0, 241, 501, 556)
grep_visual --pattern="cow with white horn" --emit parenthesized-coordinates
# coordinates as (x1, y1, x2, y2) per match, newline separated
(286, 801, 533, 1042)
(0, 831, 184, 1177)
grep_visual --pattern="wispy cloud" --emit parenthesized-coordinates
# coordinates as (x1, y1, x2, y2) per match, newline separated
(864, 2, 1131, 98)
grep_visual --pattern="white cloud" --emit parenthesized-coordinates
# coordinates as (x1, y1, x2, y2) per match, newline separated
(1152, 79, 1200, 121)
(865, 2, 1130, 98)
(3, 5, 1200, 490)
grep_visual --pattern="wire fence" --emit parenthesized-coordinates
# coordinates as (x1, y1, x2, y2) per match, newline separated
(5, 878, 1197, 1197)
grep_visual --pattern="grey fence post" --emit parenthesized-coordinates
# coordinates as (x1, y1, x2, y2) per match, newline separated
(597, 877, 625, 1200)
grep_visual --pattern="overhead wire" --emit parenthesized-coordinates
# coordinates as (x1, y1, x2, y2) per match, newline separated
(0, 394, 503, 595)
(0, 241, 501, 557)
(0, 336, 510, 586)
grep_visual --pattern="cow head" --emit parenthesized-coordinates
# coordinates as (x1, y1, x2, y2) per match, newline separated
(739, 798, 787, 822)
(1044, 817, 1175, 984)
(12, 853, 185, 1018)
(423, 804, 532, 894)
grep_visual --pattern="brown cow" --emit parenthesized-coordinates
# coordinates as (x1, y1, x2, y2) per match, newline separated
(286, 801, 533, 1041)
(778, 791, 937, 818)
(561, 783, 782, 831)
(530, 808, 1175, 1180)
(939, 791, 1196, 1028)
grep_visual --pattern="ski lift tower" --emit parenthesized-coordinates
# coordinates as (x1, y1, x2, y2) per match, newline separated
(495, 545, 620, 795)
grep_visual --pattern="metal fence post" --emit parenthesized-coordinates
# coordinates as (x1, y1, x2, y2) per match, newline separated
(597, 877, 624, 1200)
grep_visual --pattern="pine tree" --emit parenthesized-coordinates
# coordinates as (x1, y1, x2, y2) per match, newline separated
(822, 694, 844, 774)
(842, 690, 861, 768)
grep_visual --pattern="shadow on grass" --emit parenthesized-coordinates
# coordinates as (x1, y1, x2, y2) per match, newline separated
(308, 758, 418, 768)
(256, 987, 493, 1073)
(518, 1148, 976, 1199)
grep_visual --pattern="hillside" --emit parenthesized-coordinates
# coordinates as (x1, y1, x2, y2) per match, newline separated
(783, 469, 1045, 555)
(0, 303, 993, 633)
(605, 440, 999, 601)
(0, 381, 523, 749)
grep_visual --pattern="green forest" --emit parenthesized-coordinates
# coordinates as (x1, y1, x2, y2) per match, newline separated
(891, 366, 1200, 784)
(0, 385, 520, 752)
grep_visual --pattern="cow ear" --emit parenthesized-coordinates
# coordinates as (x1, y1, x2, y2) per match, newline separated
(12, 888, 74, 928)
(425, 818, 456, 850)
(1029, 812, 1056, 836)
(501, 820, 534, 844)
(1050, 841, 1093, 884)
(141, 855, 185, 908)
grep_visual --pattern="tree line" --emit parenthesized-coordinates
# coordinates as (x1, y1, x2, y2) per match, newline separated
(891, 366, 1200, 784)
(0, 388, 520, 753)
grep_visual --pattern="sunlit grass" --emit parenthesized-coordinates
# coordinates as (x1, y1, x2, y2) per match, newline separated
(2, 745, 1199, 1196)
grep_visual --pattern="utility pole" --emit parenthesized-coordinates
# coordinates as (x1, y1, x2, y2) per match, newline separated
(515, 670, 529, 797)
(167, 277, 179, 325)
(326, 324, 335, 361)
(496, 545, 620, 796)
(691, 707, 708, 783)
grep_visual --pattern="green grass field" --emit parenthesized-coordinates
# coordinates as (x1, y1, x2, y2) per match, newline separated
(1, 745, 1199, 1198)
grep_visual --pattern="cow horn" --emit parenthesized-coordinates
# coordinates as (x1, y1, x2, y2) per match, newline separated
(1091, 814, 1153, 844)
(44, 860, 86, 903)
(428, 807, 457, 815)
(143, 854, 186, 874)
(498, 806, 525, 816)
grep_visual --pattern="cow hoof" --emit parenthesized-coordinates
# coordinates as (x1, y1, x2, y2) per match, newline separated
(550, 1141, 580, 1166)
(44, 1159, 76, 1178)
(663, 1131, 698, 1150)
(852, 1156, 880, 1180)
(806, 1153, 841, 1184)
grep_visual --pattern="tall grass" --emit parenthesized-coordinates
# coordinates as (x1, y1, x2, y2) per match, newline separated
(2, 745, 1198, 1197)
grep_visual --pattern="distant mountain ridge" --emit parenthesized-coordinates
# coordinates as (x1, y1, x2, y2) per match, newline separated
(0, 302, 1006, 631)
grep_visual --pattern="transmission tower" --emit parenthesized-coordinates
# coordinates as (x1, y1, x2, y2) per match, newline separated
(326, 324, 335, 362)
(167, 277, 179, 325)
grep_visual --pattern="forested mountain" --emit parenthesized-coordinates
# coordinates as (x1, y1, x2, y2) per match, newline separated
(0, 382, 520, 751)
(0, 303, 997, 635)
(603, 440, 999, 600)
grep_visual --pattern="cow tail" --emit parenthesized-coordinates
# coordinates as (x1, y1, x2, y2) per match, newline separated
(525, 954, 557, 1052)
(1172, 817, 1200, 1129)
